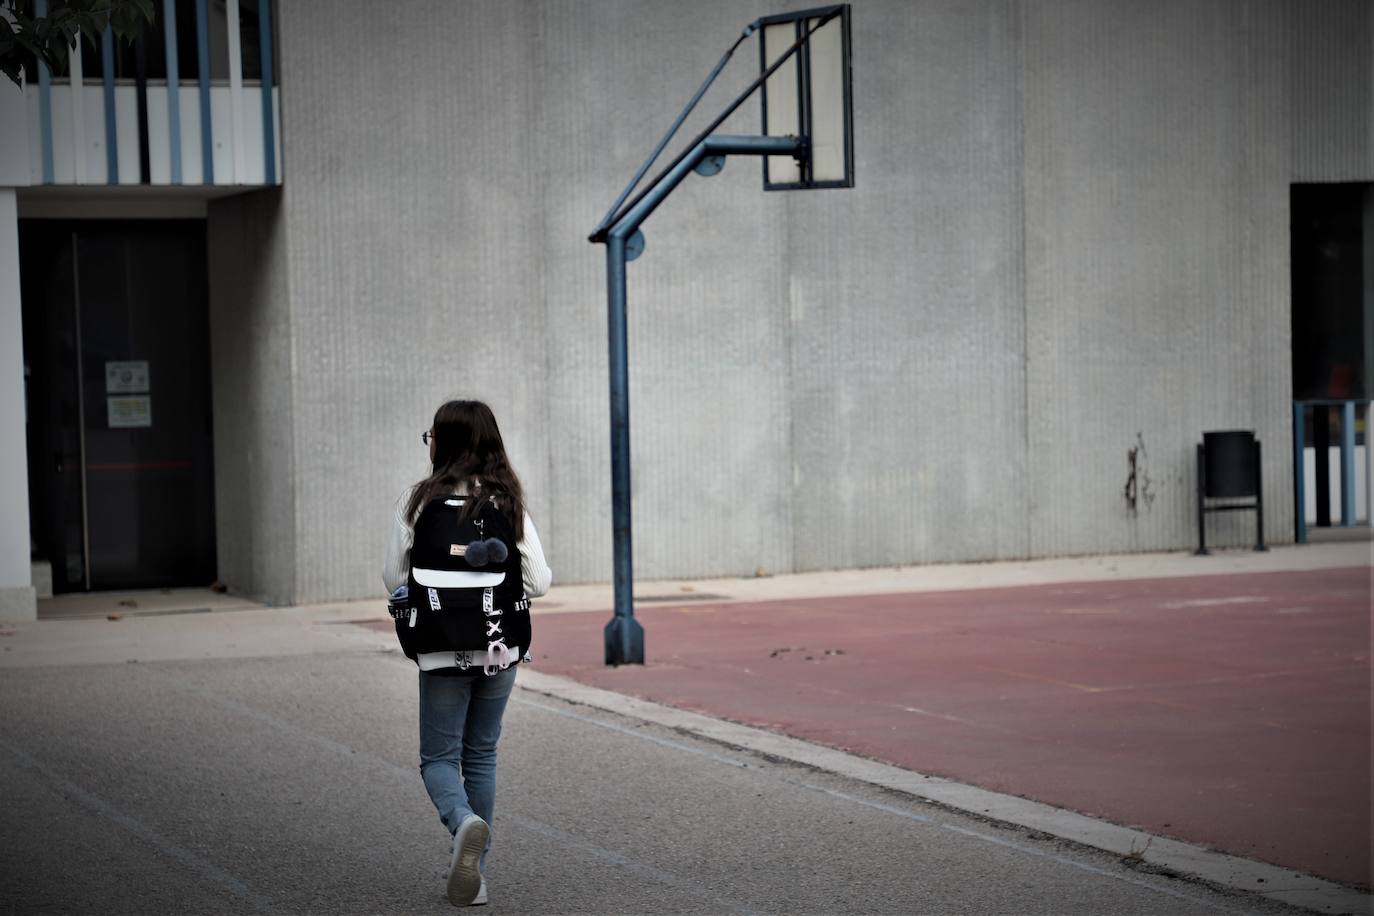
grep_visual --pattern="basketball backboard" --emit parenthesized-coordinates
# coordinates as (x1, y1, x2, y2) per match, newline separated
(759, 5, 854, 190)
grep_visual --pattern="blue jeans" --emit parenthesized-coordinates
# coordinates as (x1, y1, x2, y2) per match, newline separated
(418, 665, 517, 869)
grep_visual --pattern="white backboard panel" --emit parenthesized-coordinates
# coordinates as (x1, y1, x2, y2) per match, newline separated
(762, 22, 803, 185)
(760, 5, 853, 190)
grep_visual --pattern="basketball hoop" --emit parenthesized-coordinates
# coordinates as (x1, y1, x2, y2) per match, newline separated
(590, 6, 855, 666)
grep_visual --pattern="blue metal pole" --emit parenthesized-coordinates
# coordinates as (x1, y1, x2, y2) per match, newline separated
(1293, 401, 1307, 544)
(1340, 400, 1355, 526)
(1368, 402, 1373, 529)
(35, 0, 54, 184)
(604, 233, 643, 666)
(163, 0, 183, 184)
(101, 26, 119, 184)
(600, 134, 804, 666)
(195, 0, 213, 183)
(258, 0, 277, 184)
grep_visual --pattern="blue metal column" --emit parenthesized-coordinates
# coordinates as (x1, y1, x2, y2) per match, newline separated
(1339, 401, 1356, 526)
(101, 26, 119, 183)
(600, 135, 804, 666)
(195, 0, 213, 183)
(1368, 402, 1374, 528)
(603, 233, 643, 666)
(258, 0, 276, 184)
(1293, 402, 1307, 544)
(35, 0, 54, 184)
(163, 0, 182, 184)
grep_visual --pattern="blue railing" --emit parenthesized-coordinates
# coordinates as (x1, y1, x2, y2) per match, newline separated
(1292, 399, 1371, 543)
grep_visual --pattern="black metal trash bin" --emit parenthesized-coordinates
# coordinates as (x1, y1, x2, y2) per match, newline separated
(1195, 430, 1267, 554)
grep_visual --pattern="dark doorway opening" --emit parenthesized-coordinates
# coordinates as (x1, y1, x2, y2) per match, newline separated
(21, 220, 217, 593)
(1291, 183, 1368, 401)
(1290, 183, 1372, 536)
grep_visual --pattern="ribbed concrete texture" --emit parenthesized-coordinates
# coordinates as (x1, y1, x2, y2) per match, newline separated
(1021, 0, 1296, 557)
(0, 190, 34, 621)
(789, 1, 1027, 569)
(206, 0, 1373, 603)
(207, 190, 297, 605)
(1290, 0, 1374, 182)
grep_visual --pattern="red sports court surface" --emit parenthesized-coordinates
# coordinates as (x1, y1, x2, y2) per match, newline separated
(526, 567, 1372, 888)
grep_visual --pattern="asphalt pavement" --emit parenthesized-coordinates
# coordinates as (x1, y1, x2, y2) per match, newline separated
(2, 539, 1369, 914)
(0, 644, 1323, 914)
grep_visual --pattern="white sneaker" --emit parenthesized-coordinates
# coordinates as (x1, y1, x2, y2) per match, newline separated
(447, 815, 489, 906)
(471, 878, 488, 906)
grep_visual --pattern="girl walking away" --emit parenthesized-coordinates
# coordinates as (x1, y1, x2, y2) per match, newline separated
(383, 400, 552, 907)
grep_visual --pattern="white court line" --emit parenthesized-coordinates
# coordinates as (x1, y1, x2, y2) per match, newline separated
(936, 823, 1249, 915)
(1159, 596, 1268, 609)
(802, 783, 1251, 914)
(513, 695, 750, 768)
(798, 781, 932, 823)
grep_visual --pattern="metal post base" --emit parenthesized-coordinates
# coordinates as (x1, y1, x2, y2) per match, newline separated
(1194, 443, 1208, 556)
(604, 615, 645, 666)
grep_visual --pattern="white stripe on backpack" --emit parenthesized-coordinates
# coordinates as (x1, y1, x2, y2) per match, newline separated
(412, 568, 506, 588)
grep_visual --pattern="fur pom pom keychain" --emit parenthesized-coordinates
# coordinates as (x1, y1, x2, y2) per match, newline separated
(463, 538, 508, 567)
(463, 512, 510, 568)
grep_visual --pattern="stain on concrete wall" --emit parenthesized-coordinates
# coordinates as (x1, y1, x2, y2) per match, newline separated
(1124, 433, 1155, 515)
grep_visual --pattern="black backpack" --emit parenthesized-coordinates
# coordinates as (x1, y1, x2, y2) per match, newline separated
(394, 494, 531, 670)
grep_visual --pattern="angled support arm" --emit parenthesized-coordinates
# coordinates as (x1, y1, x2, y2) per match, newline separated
(606, 134, 808, 242)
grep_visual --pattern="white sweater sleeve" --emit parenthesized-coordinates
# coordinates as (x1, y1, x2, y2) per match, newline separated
(519, 515, 553, 598)
(382, 493, 413, 596)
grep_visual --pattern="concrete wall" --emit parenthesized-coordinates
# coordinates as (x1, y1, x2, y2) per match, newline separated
(1291, 0, 1374, 183)
(2, 85, 36, 620)
(275, 1, 554, 602)
(787, 2, 1027, 570)
(1022, 0, 1294, 555)
(0, 190, 36, 621)
(207, 190, 298, 605)
(204, 0, 1371, 603)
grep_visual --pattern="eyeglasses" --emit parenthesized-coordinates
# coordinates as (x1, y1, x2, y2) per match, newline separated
(421, 431, 432, 446)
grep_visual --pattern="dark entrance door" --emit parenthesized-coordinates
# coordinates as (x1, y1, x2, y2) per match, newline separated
(1290, 183, 1371, 533)
(21, 220, 217, 593)
(1291, 184, 1368, 402)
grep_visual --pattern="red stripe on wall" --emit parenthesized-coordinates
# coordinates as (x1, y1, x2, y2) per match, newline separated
(86, 460, 195, 471)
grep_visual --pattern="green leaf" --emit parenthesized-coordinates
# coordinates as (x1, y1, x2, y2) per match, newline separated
(0, 0, 156, 85)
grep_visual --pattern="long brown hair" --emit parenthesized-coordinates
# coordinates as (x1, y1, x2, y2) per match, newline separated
(406, 400, 526, 540)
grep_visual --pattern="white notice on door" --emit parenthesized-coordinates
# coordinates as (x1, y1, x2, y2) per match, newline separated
(108, 396, 152, 429)
(105, 361, 150, 393)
